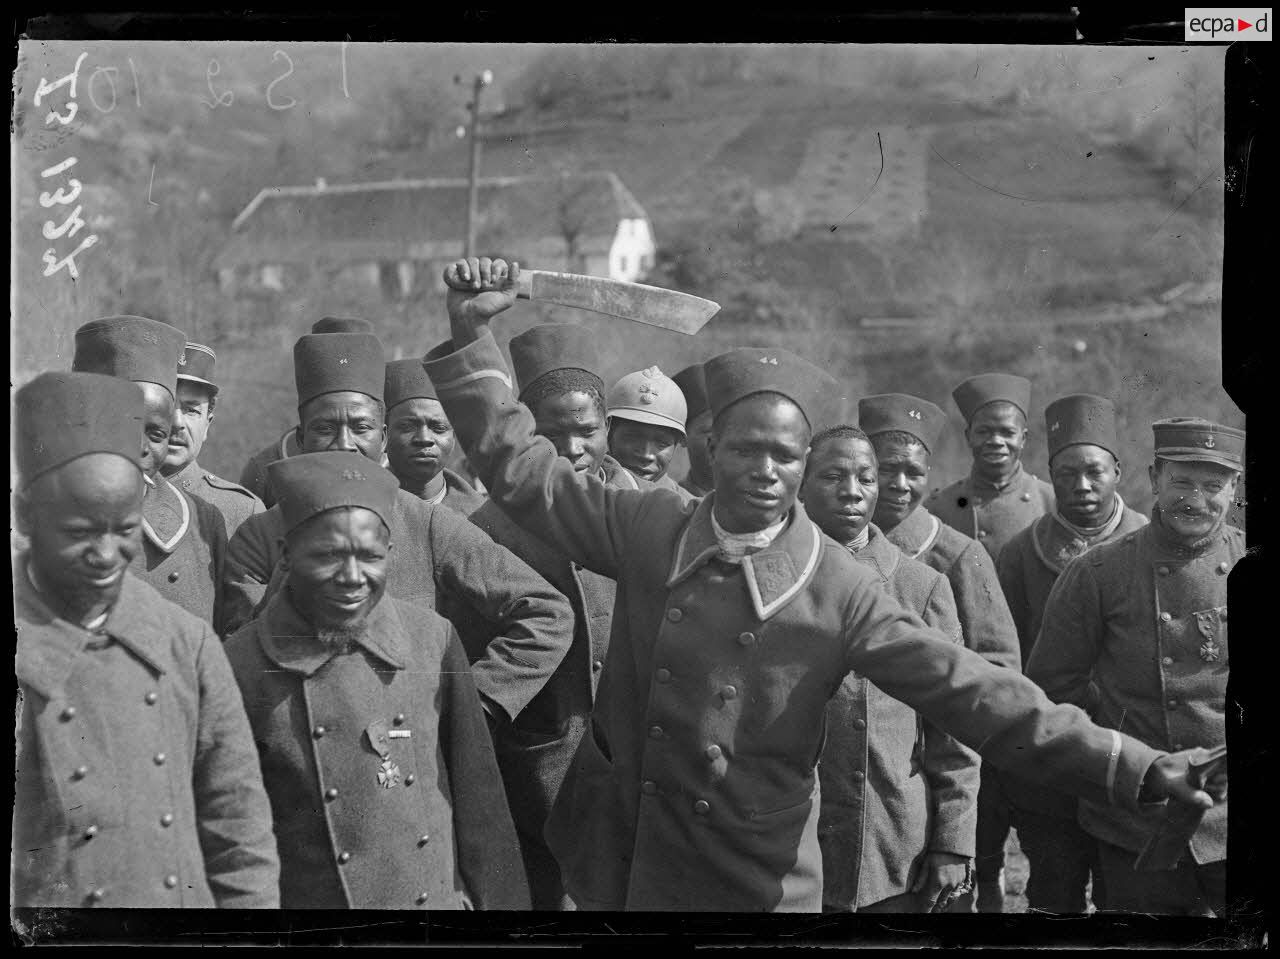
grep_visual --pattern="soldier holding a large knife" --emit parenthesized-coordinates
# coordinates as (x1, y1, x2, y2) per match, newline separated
(423, 256, 1227, 912)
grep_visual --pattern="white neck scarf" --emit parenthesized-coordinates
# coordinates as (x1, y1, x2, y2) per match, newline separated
(710, 507, 787, 564)
(1053, 493, 1126, 543)
(424, 482, 448, 507)
(842, 526, 872, 553)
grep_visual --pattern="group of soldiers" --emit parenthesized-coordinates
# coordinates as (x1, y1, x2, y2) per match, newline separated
(12, 255, 1239, 917)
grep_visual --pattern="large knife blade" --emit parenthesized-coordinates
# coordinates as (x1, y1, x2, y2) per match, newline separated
(513, 270, 719, 335)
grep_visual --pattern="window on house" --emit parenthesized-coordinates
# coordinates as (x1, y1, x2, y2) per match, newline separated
(619, 254, 629, 275)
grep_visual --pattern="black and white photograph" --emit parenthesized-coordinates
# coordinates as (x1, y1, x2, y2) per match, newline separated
(9, 16, 1267, 948)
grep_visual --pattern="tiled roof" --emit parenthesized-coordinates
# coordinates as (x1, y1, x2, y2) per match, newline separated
(216, 171, 647, 271)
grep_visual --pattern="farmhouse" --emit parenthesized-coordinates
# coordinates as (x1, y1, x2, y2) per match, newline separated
(214, 171, 655, 300)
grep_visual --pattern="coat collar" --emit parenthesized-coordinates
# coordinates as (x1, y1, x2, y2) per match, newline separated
(665, 495, 824, 621)
(168, 459, 205, 491)
(141, 476, 190, 553)
(258, 587, 408, 677)
(883, 506, 942, 560)
(967, 461, 1027, 495)
(602, 455, 640, 490)
(848, 523, 900, 582)
(15, 564, 169, 699)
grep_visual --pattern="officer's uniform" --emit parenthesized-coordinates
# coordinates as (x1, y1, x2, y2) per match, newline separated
(12, 372, 279, 909)
(237, 316, 377, 508)
(224, 453, 527, 909)
(461, 326, 630, 909)
(383, 357, 486, 515)
(819, 524, 979, 913)
(608, 365, 697, 505)
(1028, 418, 1244, 917)
(72, 316, 229, 632)
(925, 373, 1055, 562)
(167, 342, 266, 539)
(997, 394, 1148, 913)
(426, 331, 1169, 912)
(673, 362, 712, 499)
(222, 332, 574, 731)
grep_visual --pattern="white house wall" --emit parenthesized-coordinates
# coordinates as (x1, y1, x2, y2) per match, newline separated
(609, 218, 656, 282)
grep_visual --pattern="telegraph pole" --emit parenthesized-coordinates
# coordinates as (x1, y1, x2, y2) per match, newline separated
(459, 69, 493, 259)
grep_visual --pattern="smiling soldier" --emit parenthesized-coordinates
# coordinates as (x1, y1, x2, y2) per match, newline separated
(224, 452, 526, 909)
(163, 342, 266, 539)
(927, 373, 1055, 562)
(383, 357, 484, 514)
(997, 393, 1148, 914)
(72, 316, 230, 632)
(607, 365, 696, 503)
(1027, 418, 1242, 916)
(238, 316, 377, 509)
(13, 372, 279, 908)
(424, 256, 1225, 912)
(798, 424, 978, 914)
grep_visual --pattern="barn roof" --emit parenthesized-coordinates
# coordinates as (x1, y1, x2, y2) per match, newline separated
(216, 171, 648, 271)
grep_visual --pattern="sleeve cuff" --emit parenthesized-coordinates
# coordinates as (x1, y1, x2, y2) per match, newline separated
(422, 330, 513, 398)
(1111, 733, 1165, 811)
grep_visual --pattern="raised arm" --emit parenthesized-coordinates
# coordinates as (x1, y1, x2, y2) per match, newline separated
(423, 257, 663, 577)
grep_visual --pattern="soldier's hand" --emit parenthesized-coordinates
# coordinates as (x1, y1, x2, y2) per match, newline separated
(912, 851, 972, 913)
(1141, 750, 1224, 809)
(444, 257, 521, 344)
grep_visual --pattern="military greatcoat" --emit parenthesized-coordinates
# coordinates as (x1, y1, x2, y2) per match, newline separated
(466, 457, 627, 908)
(926, 464, 1055, 562)
(225, 589, 529, 909)
(134, 476, 228, 634)
(402, 466, 487, 516)
(1027, 519, 1241, 863)
(819, 525, 979, 911)
(883, 505, 1021, 671)
(222, 486, 573, 725)
(13, 565, 279, 908)
(169, 458, 265, 540)
(237, 429, 298, 508)
(424, 331, 1166, 913)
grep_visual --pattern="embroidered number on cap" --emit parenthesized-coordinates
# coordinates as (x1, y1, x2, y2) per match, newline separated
(340, 469, 366, 481)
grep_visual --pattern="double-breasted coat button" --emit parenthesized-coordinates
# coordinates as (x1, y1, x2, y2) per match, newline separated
(1160, 612, 1172, 623)
(737, 632, 755, 646)
(154, 752, 167, 765)
(852, 770, 866, 782)
(593, 660, 603, 671)
(1221, 609, 1228, 621)
(338, 851, 351, 864)
(641, 780, 658, 795)
(1217, 562, 1230, 574)
(394, 713, 406, 726)
(325, 787, 339, 801)
(88, 888, 105, 903)
(1021, 492, 1032, 502)
(852, 718, 867, 731)
(693, 800, 710, 816)
(60, 706, 77, 721)
(405, 773, 416, 786)
(416, 893, 430, 905)
(722, 685, 738, 700)
(1167, 698, 1179, 708)
(313, 725, 326, 738)
(667, 608, 683, 623)
(167, 571, 180, 583)
(84, 824, 99, 840)
(1162, 656, 1174, 666)
(418, 834, 431, 846)
(705, 744, 722, 760)
(72, 765, 89, 780)
(656, 668, 672, 683)
(648, 725, 664, 740)
(164, 875, 178, 889)
(160, 813, 174, 827)
(144, 691, 158, 705)
(1157, 566, 1170, 576)
(978, 530, 989, 539)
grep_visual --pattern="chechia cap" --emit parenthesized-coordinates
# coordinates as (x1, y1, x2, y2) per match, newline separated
(952, 372, 1032, 423)
(859, 393, 949, 453)
(673, 363, 710, 421)
(703, 347, 828, 430)
(269, 451, 399, 535)
(14, 371, 145, 487)
(312, 316, 375, 335)
(1045, 394, 1119, 462)
(72, 315, 186, 398)
(509, 324, 601, 399)
(384, 358, 437, 411)
(293, 333, 385, 409)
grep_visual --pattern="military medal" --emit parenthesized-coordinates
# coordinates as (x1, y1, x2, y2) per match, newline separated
(377, 757, 402, 788)
(1194, 609, 1222, 663)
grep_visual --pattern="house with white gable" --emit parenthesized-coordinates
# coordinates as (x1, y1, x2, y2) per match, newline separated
(214, 171, 656, 300)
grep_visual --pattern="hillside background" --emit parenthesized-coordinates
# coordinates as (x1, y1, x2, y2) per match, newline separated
(13, 41, 1237, 517)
